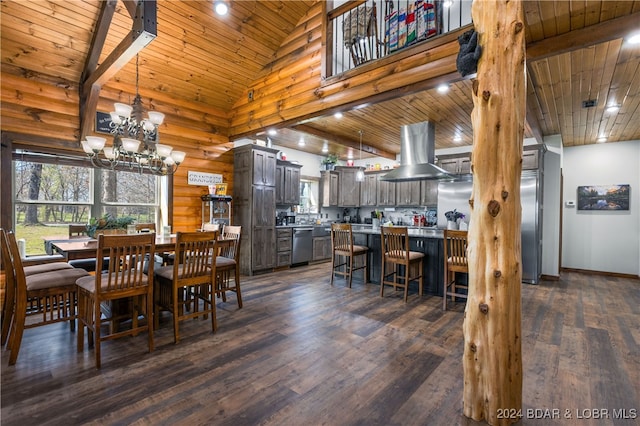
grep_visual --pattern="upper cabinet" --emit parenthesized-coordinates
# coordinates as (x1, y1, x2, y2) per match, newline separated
(377, 173, 396, 206)
(252, 148, 277, 186)
(420, 180, 438, 206)
(336, 166, 363, 207)
(360, 173, 378, 206)
(396, 180, 421, 206)
(436, 153, 472, 175)
(276, 160, 302, 206)
(319, 171, 339, 207)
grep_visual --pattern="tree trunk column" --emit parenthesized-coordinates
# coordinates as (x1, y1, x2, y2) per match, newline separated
(463, 0, 525, 425)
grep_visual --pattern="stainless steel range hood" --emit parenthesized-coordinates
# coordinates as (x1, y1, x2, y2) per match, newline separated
(380, 121, 453, 181)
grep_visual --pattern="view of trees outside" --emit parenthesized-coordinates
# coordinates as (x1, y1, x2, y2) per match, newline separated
(13, 160, 159, 255)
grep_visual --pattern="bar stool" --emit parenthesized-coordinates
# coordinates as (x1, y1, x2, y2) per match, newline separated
(443, 229, 469, 310)
(330, 223, 369, 287)
(380, 226, 423, 302)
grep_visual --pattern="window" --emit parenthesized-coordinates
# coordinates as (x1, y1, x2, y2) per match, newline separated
(13, 156, 161, 256)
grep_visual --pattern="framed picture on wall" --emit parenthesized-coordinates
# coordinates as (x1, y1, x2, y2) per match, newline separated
(577, 184, 630, 210)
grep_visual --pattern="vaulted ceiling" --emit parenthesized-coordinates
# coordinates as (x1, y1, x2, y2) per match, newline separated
(2, 1, 640, 163)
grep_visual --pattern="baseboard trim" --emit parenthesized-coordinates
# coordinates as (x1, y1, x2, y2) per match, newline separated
(560, 267, 640, 280)
(540, 274, 560, 281)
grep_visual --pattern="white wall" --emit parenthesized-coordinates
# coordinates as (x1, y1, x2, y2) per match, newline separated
(562, 140, 640, 276)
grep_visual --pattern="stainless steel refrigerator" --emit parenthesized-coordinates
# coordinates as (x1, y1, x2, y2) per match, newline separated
(438, 170, 542, 284)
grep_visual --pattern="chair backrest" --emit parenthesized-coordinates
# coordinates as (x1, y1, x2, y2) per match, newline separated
(172, 231, 218, 286)
(381, 226, 410, 262)
(331, 223, 353, 253)
(1, 229, 17, 338)
(135, 223, 156, 233)
(444, 230, 468, 271)
(219, 226, 241, 261)
(201, 223, 220, 232)
(94, 233, 156, 295)
(69, 224, 87, 238)
(4, 231, 28, 307)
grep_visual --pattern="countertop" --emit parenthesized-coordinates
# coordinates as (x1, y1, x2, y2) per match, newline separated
(276, 223, 444, 238)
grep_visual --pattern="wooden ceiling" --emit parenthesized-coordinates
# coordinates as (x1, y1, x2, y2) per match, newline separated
(2, 0, 640, 162)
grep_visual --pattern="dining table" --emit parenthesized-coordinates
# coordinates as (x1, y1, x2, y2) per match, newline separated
(50, 234, 235, 261)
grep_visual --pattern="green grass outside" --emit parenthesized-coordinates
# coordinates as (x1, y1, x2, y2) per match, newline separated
(14, 224, 72, 256)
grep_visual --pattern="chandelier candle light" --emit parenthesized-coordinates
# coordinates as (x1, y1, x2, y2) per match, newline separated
(81, 55, 185, 175)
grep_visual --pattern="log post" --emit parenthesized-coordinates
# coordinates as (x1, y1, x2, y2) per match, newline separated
(463, 0, 525, 425)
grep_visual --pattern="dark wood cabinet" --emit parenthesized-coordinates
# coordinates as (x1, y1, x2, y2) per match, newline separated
(522, 146, 541, 170)
(276, 160, 302, 206)
(437, 154, 471, 174)
(276, 228, 292, 267)
(312, 236, 331, 261)
(336, 166, 362, 207)
(420, 180, 438, 206)
(319, 171, 339, 207)
(377, 174, 396, 206)
(396, 180, 421, 206)
(233, 144, 279, 275)
(360, 173, 378, 206)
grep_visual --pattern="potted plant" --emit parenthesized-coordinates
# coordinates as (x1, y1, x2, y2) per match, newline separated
(86, 214, 135, 238)
(444, 209, 465, 230)
(321, 153, 339, 170)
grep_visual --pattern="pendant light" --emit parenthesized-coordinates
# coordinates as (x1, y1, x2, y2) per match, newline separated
(356, 130, 364, 181)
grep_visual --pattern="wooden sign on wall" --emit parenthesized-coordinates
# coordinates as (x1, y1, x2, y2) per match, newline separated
(188, 171, 223, 186)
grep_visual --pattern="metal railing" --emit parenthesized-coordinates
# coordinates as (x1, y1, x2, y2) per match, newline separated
(327, 0, 472, 77)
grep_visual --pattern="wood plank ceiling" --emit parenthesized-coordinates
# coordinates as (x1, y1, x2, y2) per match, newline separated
(1, 0, 640, 163)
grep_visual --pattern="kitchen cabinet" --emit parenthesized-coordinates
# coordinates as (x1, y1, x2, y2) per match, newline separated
(276, 160, 302, 205)
(319, 171, 339, 207)
(337, 166, 363, 207)
(437, 154, 471, 174)
(312, 236, 332, 261)
(376, 173, 396, 206)
(420, 180, 438, 206)
(396, 180, 421, 206)
(252, 148, 277, 186)
(233, 144, 278, 275)
(360, 173, 378, 206)
(276, 228, 292, 267)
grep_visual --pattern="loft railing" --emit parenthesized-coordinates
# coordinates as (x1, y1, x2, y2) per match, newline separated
(326, 0, 472, 77)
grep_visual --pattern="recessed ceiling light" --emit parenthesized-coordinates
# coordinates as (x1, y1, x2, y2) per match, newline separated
(597, 137, 607, 143)
(628, 33, 640, 45)
(267, 129, 277, 136)
(334, 112, 343, 119)
(298, 138, 305, 147)
(453, 135, 462, 142)
(437, 84, 449, 94)
(606, 105, 620, 113)
(214, 1, 228, 16)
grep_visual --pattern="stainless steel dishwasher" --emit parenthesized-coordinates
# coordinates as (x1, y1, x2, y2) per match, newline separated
(292, 227, 313, 264)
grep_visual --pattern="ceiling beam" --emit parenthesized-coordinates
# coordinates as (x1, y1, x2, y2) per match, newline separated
(526, 12, 640, 62)
(292, 124, 396, 160)
(79, 0, 157, 141)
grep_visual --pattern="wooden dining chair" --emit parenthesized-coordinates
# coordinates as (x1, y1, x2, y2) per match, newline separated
(135, 223, 156, 233)
(443, 230, 469, 310)
(154, 231, 219, 344)
(216, 226, 242, 308)
(330, 223, 369, 287)
(68, 224, 88, 238)
(380, 226, 424, 303)
(1, 229, 89, 365)
(76, 233, 156, 368)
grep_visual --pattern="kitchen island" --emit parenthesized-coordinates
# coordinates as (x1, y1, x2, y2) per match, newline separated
(347, 224, 446, 296)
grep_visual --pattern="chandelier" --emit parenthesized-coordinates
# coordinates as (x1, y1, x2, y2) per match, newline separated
(81, 55, 185, 175)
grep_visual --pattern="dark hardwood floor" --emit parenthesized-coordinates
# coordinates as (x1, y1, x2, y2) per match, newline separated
(1, 264, 639, 425)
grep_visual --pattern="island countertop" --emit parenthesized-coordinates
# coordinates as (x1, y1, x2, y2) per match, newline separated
(349, 224, 445, 239)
